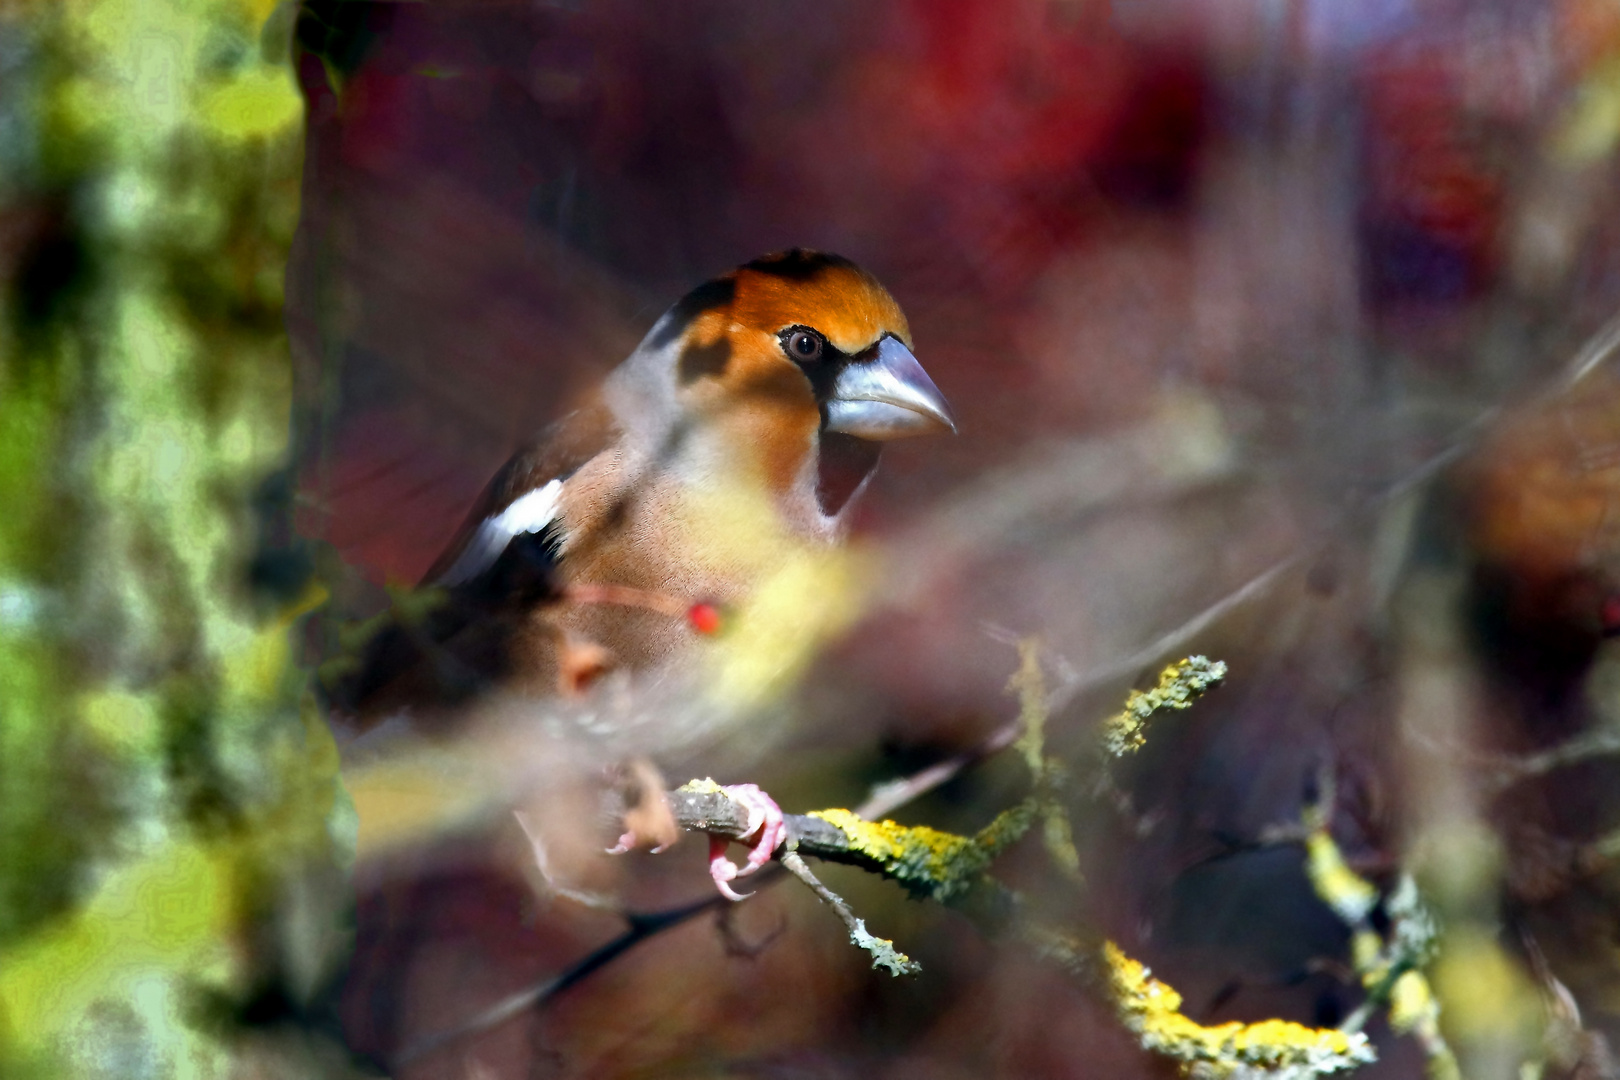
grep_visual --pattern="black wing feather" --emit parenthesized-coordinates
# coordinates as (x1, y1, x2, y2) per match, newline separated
(326, 401, 618, 724)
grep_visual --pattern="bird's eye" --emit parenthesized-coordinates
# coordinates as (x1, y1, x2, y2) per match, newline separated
(783, 329, 825, 363)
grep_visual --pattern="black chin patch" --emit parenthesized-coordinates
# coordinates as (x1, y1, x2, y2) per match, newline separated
(816, 431, 882, 518)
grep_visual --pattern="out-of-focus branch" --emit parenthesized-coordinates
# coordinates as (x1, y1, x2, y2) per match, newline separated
(857, 717, 1022, 820)
(1481, 728, 1620, 793)
(1248, 775, 1456, 1079)
(391, 894, 720, 1068)
(1401, 723, 1620, 796)
(885, 403, 1240, 613)
(1563, 306, 1620, 387)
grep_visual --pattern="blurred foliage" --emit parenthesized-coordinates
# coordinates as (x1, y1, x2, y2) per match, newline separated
(0, 1, 352, 1077)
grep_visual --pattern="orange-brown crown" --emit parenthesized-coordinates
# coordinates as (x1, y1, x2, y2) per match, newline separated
(729, 250, 911, 352)
(655, 250, 910, 489)
(655, 250, 909, 363)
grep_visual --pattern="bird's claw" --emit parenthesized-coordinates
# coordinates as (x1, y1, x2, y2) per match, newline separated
(607, 830, 672, 856)
(708, 784, 785, 901)
(604, 759, 680, 854)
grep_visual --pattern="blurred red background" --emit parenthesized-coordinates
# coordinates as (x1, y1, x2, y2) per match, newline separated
(287, 2, 1620, 1076)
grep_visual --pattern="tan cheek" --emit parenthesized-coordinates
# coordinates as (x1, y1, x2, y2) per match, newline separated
(737, 358, 817, 410)
(676, 337, 814, 430)
(714, 331, 804, 400)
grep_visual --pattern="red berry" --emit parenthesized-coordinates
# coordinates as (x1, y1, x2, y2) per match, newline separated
(1602, 593, 1620, 638)
(687, 603, 723, 635)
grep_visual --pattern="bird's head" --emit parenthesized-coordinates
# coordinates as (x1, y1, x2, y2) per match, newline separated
(636, 250, 955, 469)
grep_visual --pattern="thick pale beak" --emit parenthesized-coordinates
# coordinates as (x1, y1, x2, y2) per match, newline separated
(823, 335, 956, 440)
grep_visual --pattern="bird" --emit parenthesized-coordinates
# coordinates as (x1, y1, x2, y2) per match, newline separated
(326, 248, 955, 896)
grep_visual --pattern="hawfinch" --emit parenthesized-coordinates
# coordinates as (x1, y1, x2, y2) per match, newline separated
(328, 248, 954, 895)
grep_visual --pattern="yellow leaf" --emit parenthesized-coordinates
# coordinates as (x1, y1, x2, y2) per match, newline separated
(198, 66, 301, 141)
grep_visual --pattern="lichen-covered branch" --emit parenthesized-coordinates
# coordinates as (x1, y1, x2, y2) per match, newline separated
(1009, 637, 1084, 879)
(1299, 815, 1456, 1080)
(1102, 655, 1228, 757)
(1101, 941, 1376, 1078)
(669, 780, 1034, 905)
(417, 654, 1233, 1061)
(1021, 924, 1375, 1078)
(806, 804, 1035, 903)
(669, 653, 1233, 988)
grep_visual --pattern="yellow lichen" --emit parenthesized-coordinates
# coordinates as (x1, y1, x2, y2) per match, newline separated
(1103, 656, 1226, 757)
(1300, 829, 1454, 1079)
(678, 777, 726, 797)
(1006, 639, 1083, 881)
(810, 803, 1034, 902)
(1008, 638, 1049, 777)
(1305, 827, 1380, 925)
(1103, 941, 1374, 1076)
(1350, 929, 1383, 972)
(1388, 970, 1434, 1034)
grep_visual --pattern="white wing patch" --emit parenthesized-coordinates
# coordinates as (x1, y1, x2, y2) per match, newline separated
(434, 479, 564, 587)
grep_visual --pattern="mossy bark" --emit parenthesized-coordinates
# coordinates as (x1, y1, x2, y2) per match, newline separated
(0, 3, 352, 1076)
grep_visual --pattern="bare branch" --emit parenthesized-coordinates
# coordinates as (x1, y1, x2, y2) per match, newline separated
(1482, 729, 1620, 793)
(392, 894, 719, 1068)
(855, 718, 1021, 820)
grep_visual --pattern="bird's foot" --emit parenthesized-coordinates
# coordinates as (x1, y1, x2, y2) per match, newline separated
(555, 632, 615, 697)
(708, 784, 786, 901)
(606, 759, 680, 854)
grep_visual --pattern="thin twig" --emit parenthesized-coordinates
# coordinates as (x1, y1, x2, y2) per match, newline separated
(856, 718, 1022, 820)
(1046, 556, 1299, 715)
(1483, 729, 1620, 792)
(778, 850, 920, 976)
(392, 895, 716, 1067)
(777, 852, 857, 933)
(1042, 402, 1506, 717)
(1564, 307, 1620, 388)
(715, 902, 788, 959)
(1405, 726, 1620, 795)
